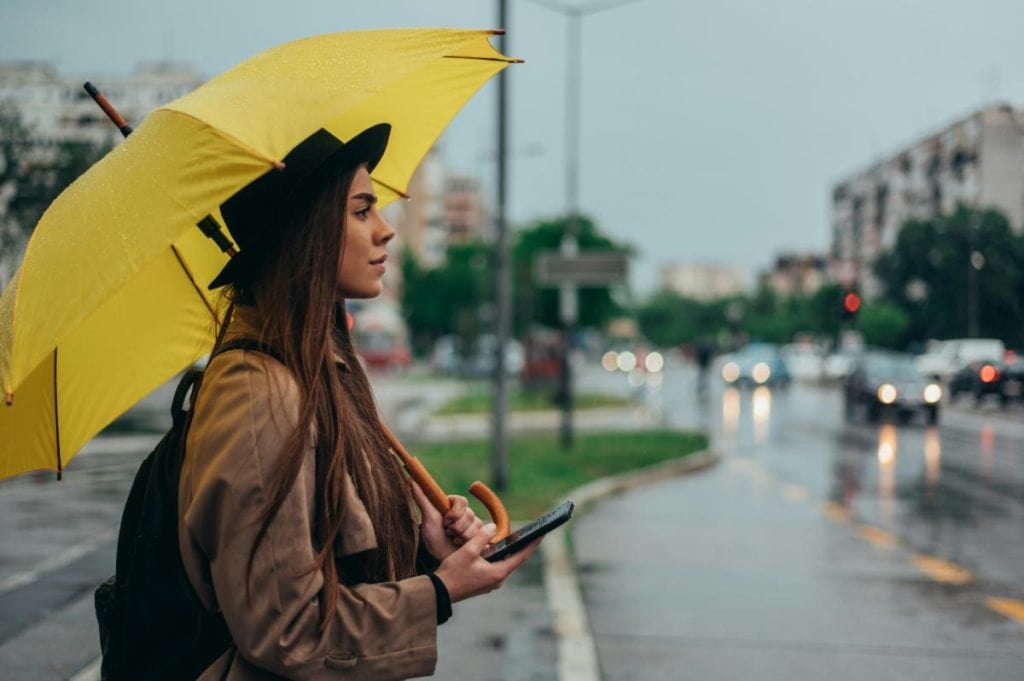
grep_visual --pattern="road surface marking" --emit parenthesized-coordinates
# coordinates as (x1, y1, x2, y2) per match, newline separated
(823, 501, 851, 522)
(985, 597, 1024, 625)
(543, 527, 600, 681)
(0, 529, 114, 597)
(910, 554, 973, 585)
(857, 525, 897, 549)
(782, 484, 810, 502)
(69, 657, 101, 681)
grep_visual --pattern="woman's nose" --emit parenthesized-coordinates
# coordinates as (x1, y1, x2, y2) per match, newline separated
(376, 216, 396, 245)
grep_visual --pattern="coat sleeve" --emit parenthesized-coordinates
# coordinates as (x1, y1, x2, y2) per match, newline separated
(181, 350, 438, 680)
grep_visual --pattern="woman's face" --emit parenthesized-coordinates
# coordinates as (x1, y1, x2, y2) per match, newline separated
(337, 166, 395, 299)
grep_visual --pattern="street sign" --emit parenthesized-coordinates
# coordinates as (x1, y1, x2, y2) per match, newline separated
(535, 251, 629, 286)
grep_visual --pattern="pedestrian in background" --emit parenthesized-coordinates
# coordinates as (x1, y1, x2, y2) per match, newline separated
(178, 123, 538, 680)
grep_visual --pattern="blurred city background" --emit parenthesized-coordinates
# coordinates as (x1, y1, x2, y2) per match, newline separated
(2, 1, 1024, 680)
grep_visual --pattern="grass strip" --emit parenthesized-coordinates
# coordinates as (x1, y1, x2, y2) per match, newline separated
(414, 429, 707, 519)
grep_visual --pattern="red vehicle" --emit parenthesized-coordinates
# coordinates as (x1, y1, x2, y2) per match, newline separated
(523, 329, 562, 391)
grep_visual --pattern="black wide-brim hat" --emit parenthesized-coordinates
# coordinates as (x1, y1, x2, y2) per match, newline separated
(208, 123, 391, 289)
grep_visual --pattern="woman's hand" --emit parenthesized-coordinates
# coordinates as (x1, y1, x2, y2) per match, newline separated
(410, 481, 484, 561)
(434, 523, 541, 603)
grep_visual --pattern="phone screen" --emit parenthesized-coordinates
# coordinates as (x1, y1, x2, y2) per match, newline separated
(481, 500, 574, 562)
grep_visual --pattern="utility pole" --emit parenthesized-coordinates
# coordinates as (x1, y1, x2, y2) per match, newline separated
(491, 0, 511, 490)
(526, 0, 646, 450)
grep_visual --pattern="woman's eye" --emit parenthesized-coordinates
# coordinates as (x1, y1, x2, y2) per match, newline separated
(355, 207, 370, 219)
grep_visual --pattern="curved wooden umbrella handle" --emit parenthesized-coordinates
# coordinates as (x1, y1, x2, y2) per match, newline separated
(468, 480, 510, 542)
(381, 424, 510, 543)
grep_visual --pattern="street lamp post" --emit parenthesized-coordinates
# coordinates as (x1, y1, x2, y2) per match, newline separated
(527, 0, 647, 449)
(492, 0, 511, 490)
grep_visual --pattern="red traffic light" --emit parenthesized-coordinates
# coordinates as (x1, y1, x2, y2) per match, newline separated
(843, 292, 861, 314)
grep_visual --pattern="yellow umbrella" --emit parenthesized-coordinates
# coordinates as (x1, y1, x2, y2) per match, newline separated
(0, 28, 518, 479)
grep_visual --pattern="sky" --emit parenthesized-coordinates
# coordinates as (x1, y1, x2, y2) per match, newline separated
(3, 0, 1024, 295)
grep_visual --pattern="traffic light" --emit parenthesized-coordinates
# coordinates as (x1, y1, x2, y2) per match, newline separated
(842, 291, 861, 321)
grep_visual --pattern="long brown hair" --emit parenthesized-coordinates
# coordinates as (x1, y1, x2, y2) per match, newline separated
(216, 162, 416, 629)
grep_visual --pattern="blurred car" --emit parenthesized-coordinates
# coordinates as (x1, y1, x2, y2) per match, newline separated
(949, 359, 1019, 406)
(463, 334, 524, 379)
(720, 343, 791, 387)
(430, 335, 463, 375)
(915, 338, 1006, 381)
(823, 351, 857, 382)
(781, 343, 824, 383)
(1002, 357, 1024, 404)
(844, 352, 942, 424)
(950, 358, 1007, 405)
(358, 329, 412, 371)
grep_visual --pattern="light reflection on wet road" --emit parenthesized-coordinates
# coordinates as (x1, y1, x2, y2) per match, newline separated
(689, 377, 1024, 594)
(575, 360, 1024, 679)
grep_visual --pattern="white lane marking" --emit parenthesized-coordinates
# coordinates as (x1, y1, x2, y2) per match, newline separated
(543, 527, 600, 681)
(0, 529, 114, 597)
(69, 656, 101, 681)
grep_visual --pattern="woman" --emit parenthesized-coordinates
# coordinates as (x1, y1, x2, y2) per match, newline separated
(178, 123, 538, 680)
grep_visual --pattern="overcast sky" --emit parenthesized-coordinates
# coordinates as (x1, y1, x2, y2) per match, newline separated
(3, 0, 1024, 294)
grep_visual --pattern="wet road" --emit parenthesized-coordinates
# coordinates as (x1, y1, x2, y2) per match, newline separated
(574, 361, 1024, 679)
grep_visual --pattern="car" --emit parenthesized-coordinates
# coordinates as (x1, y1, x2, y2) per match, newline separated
(844, 352, 942, 424)
(1002, 357, 1024, 404)
(720, 343, 791, 387)
(781, 343, 824, 383)
(462, 334, 524, 379)
(357, 329, 412, 371)
(915, 338, 1006, 381)
(949, 360, 1008, 406)
(430, 335, 464, 375)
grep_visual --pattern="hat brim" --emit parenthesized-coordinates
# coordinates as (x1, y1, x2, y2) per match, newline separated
(208, 123, 391, 290)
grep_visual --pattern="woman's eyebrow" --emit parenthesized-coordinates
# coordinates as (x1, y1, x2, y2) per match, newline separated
(350, 192, 377, 204)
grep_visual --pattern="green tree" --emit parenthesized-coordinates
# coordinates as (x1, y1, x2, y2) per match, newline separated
(400, 240, 493, 355)
(1, 103, 110, 284)
(874, 207, 1024, 347)
(636, 290, 724, 347)
(512, 214, 630, 334)
(858, 302, 910, 349)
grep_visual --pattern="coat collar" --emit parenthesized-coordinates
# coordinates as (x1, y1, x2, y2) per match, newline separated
(225, 304, 349, 369)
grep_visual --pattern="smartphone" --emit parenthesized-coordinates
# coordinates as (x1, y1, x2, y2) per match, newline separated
(481, 500, 575, 562)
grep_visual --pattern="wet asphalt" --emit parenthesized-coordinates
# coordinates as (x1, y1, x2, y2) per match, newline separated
(573, 362, 1024, 680)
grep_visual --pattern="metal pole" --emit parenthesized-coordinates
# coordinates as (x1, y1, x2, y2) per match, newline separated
(967, 207, 979, 338)
(491, 0, 511, 490)
(558, 11, 581, 450)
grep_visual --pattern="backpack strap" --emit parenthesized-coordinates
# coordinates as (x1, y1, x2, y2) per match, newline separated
(169, 339, 282, 423)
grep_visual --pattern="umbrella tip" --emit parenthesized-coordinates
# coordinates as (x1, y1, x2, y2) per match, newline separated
(487, 28, 506, 36)
(5, 392, 12, 406)
(273, 160, 286, 171)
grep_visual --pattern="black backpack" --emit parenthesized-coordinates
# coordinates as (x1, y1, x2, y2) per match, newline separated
(95, 339, 274, 680)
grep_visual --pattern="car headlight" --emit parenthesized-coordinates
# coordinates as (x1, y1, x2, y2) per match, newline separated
(924, 384, 942, 404)
(752, 362, 771, 384)
(645, 351, 664, 373)
(722, 362, 740, 383)
(877, 384, 897, 404)
(601, 351, 619, 372)
(617, 351, 637, 372)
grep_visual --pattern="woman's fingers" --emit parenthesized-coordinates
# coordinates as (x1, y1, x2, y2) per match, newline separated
(443, 495, 468, 528)
(409, 480, 442, 524)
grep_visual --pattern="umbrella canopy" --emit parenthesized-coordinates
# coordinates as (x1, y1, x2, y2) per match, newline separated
(0, 28, 517, 479)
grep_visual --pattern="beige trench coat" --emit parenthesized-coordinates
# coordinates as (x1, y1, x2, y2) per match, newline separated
(178, 308, 438, 680)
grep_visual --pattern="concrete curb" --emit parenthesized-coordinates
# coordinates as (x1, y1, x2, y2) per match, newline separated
(541, 449, 719, 681)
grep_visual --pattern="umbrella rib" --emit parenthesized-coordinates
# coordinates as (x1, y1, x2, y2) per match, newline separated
(372, 178, 410, 200)
(53, 348, 63, 481)
(443, 55, 524, 64)
(170, 243, 220, 324)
